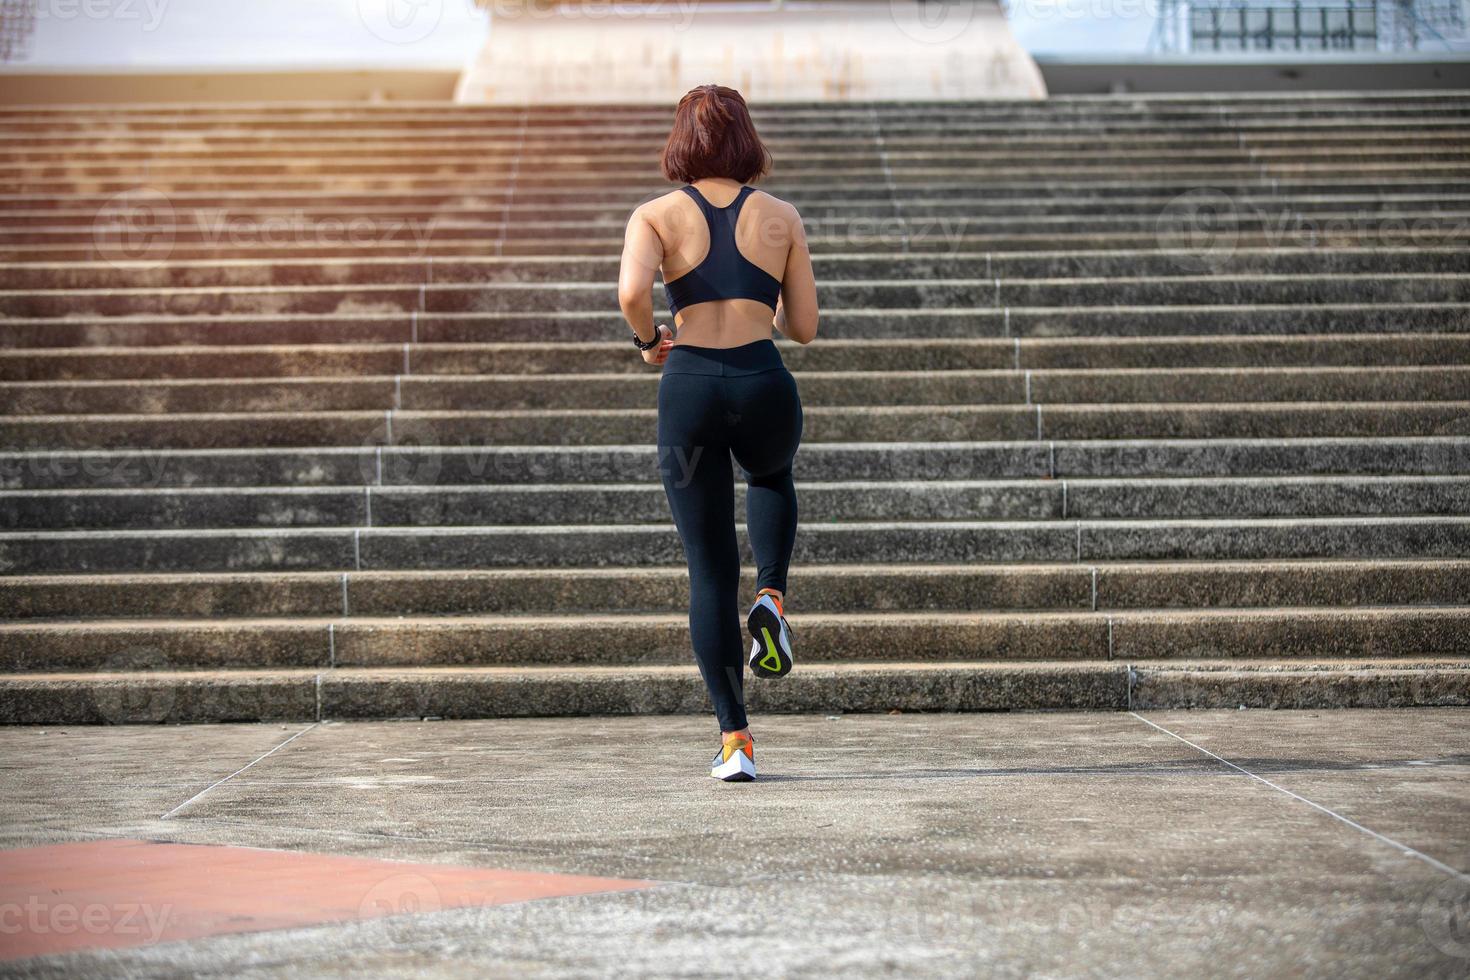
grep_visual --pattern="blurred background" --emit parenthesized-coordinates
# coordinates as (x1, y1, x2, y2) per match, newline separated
(1, 0, 1466, 101)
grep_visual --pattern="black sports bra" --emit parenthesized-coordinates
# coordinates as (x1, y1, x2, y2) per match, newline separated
(661, 184, 783, 318)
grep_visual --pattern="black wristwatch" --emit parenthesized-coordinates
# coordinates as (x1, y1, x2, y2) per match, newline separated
(633, 325, 664, 351)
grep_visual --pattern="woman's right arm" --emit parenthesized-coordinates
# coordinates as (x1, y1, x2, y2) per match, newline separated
(618, 204, 674, 366)
(775, 205, 819, 345)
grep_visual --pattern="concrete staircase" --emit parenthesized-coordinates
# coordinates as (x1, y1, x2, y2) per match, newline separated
(1, 93, 1468, 724)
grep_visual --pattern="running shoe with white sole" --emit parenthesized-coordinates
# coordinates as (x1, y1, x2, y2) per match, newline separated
(746, 589, 794, 678)
(711, 731, 756, 781)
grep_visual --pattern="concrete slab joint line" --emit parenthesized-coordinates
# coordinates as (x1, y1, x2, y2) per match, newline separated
(373, 445, 383, 487)
(1090, 566, 1098, 611)
(353, 527, 362, 572)
(984, 252, 992, 279)
(364, 486, 373, 528)
(410, 309, 418, 344)
(340, 573, 350, 617)
(1060, 479, 1068, 519)
(1106, 615, 1114, 660)
(1003, 307, 1011, 338)
(1075, 521, 1083, 561)
(1035, 404, 1043, 441)
(993, 277, 1002, 308)
(496, 110, 528, 234)
(402, 343, 411, 377)
(417, 283, 426, 313)
(328, 622, 336, 668)
(1024, 369, 1032, 405)
(866, 106, 902, 231)
(426, 255, 434, 285)
(1012, 336, 1021, 371)
(393, 375, 402, 411)
(1129, 713, 1470, 886)
(159, 723, 320, 821)
(384, 409, 394, 445)
(1047, 440, 1056, 479)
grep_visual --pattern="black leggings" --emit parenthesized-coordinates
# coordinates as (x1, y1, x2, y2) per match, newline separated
(656, 338, 804, 732)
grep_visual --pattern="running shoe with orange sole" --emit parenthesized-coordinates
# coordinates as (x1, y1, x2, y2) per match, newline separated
(711, 730, 756, 781)
(747, 588, 794, 679)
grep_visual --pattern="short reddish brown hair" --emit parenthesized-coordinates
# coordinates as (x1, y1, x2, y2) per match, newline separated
(660, 84, 772, 185)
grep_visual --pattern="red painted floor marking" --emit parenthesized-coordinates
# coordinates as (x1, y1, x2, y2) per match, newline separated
(0, 838, 656, 962)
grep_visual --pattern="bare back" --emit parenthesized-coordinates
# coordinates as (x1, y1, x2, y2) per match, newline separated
(644, 178, 809, 348)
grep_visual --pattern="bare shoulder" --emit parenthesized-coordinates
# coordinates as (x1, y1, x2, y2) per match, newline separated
(635, 188, 691, 217)
(749, 187, 800, 220)
(629, 188, 693, 233)
(747, 188, 803, 239)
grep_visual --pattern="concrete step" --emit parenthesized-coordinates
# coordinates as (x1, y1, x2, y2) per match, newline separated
(1, 516, 1465, 574)
(5, 307, 1468, 350)
(8, 246, 1470, 289)
(11, 144, 1469, 181)
(4, 103, 1462, 123)
(11, 189, 1470, 227)
(6, 276, 1467, 318)
(5, 90, 1461, 109)
(5, 438, 1465, 491)
(7, 134, 1467, 167)
(37, 202, 1470, 236)
(0, 658, 1464, 724)
(53, 213, 1467, 248)
(4, 366, 1463, 416)
(6, 402, 1467, 451)
(6, 249, 1468, 290)
(1, 605, 1466, 673)
(11, 135, 1470, 167)
(7, 334, 1465, 380)
(16, 164, 1470, 195)
(5, 476, 1467, 531)
(8, 169, 1458, 199)
(7, 114, 1469, 142)
(5, 559, 1466, 619)
(7, 177, 1467, 211)
(17, 235, 1470, 268)
(12, 231, 1470, 264)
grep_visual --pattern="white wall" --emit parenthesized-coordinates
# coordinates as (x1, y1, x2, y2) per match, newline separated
(17, 0, 490, 68)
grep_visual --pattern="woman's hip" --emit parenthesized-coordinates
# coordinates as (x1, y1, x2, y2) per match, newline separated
(661, 338, 786, 378)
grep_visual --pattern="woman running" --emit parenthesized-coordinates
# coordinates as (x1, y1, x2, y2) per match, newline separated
(617, 83, 820, 782)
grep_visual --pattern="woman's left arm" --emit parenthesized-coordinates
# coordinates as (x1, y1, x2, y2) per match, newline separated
(618, 205, 673, 366)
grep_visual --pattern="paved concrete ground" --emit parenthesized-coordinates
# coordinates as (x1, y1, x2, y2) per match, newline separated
(1, 709, 1468, 978)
